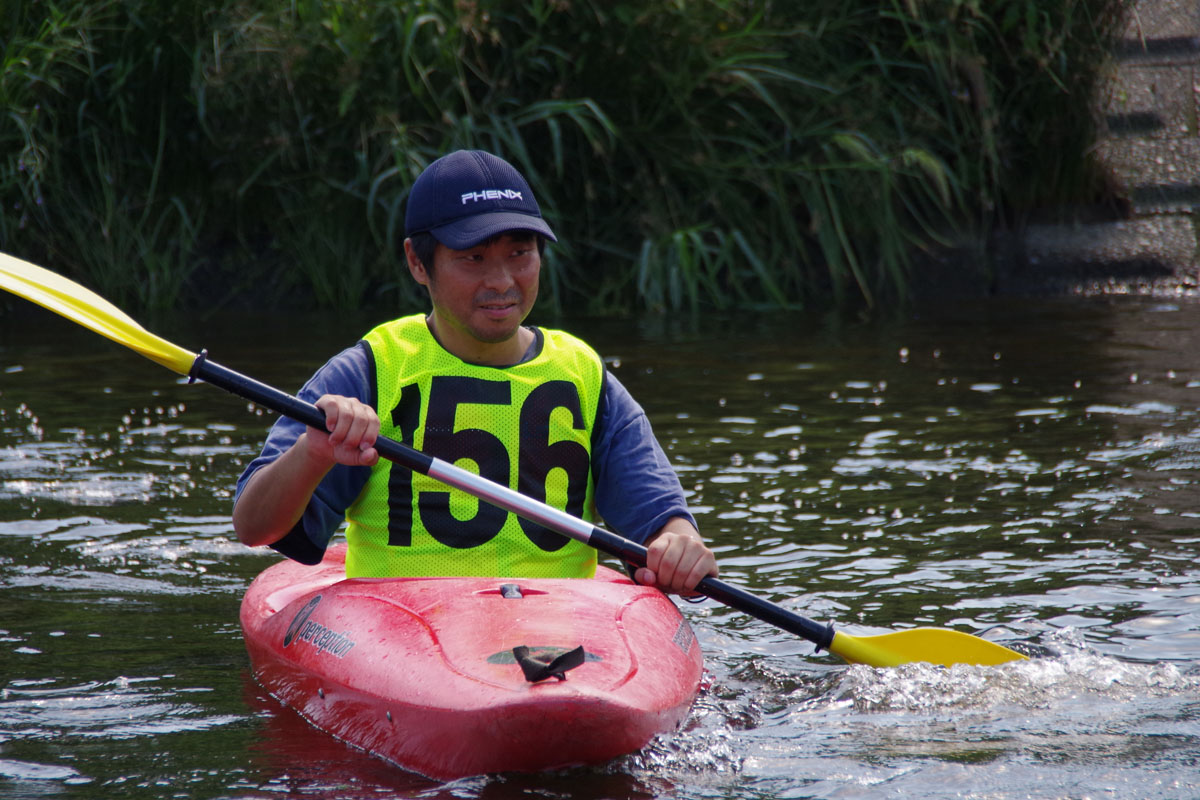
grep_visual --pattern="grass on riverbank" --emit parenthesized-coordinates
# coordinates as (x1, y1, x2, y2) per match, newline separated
(1, 0, 1129, 314)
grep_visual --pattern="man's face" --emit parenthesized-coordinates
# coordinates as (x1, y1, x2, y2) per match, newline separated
(407, 232, 541, 363)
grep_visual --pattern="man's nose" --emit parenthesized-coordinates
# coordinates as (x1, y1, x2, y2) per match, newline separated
(480, 259, 516, 290)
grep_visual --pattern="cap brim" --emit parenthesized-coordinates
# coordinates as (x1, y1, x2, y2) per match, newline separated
(430, 212, 557, 250)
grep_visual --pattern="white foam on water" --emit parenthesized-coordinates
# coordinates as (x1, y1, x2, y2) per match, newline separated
(833, 629, 1198, 714)
(0, 757, 83, 781)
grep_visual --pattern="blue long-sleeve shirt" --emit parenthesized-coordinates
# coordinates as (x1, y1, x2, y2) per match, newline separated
(234, 328, 694, 565)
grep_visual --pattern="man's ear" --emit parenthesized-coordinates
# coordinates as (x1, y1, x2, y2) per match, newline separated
(403, 238, 429, 286)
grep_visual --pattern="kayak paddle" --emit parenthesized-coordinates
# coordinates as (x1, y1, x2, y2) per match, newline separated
(0, 252, 1026, 668)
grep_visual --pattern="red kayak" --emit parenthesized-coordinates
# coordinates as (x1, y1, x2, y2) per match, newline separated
(240, 545, 704, 779)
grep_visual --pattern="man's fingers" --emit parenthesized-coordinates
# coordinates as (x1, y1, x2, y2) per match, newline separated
(314, 395, 344, 435)
(312, 395, 379, 465)
(358, 449, 380, 467)
(343, 406, 373, 446)
(644, 531, 718, 594)
(647, 536, 685, 593)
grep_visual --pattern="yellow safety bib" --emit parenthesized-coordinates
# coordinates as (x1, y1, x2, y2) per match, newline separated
(344, 315, 604, 578)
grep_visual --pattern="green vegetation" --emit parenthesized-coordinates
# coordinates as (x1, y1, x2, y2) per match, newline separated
(1, 0, 1128, 314)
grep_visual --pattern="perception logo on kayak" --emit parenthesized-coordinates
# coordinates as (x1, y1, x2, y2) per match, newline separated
(282, 595, 357, 658)
(672, 620, 695, 654)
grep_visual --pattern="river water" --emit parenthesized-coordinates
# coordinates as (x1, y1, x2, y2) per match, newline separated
(1, 295, 1198, 799)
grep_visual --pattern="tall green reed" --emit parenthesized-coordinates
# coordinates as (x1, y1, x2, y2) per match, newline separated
(2, 0, 211, 309)
(1, 0, 1129, 315)
(1, 2, 103, 250)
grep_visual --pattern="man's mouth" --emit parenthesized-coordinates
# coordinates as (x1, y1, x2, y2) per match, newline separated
(477, 293, 521, 315)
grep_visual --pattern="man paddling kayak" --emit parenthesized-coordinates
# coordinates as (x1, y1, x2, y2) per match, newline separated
(233, 149, 717, 595)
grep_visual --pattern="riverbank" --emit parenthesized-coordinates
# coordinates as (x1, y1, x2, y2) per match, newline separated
(998, 0, 1199, 297)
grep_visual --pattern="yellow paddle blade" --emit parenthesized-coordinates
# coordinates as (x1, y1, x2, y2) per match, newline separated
(830, 628, 1027, 668)
(0, 253, 195, 375)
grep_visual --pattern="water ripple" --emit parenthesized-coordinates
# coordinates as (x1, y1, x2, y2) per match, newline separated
(0, 676, 241, 741)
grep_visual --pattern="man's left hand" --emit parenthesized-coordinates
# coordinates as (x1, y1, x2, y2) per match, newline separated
(634, 517, 718, 597)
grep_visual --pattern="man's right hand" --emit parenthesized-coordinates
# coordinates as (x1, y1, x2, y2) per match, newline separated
(233, 394, 379, 548)
(307, 394, 381, 468)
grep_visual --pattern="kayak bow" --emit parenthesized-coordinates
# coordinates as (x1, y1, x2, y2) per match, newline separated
(241, 546, 702, 778)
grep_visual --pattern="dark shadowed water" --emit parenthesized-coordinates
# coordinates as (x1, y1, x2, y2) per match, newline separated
(1, 295, 1198, 799)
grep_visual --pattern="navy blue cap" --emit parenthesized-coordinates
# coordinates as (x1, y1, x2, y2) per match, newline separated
(404, 150, 557, 249)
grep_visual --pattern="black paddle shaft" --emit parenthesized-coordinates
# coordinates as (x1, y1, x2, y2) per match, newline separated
(189, 352, 434, 477)
(190, 352, 837, 652)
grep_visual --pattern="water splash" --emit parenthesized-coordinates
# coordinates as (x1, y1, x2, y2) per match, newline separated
(832, 631, 1197, 714)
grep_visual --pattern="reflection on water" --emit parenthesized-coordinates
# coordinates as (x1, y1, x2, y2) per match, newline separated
(0, 296, 1198, 799)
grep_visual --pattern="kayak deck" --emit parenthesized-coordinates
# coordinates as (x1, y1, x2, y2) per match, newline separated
(240, 545, 704, 779)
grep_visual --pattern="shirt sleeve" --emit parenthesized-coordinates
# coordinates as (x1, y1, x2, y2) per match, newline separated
(233, 342, 376, 564)
(591, 370, 696, 544)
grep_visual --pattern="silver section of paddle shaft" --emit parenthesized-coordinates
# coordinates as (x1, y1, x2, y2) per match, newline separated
(425, 458, 596, 543)
(428, 453, 837, 648)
